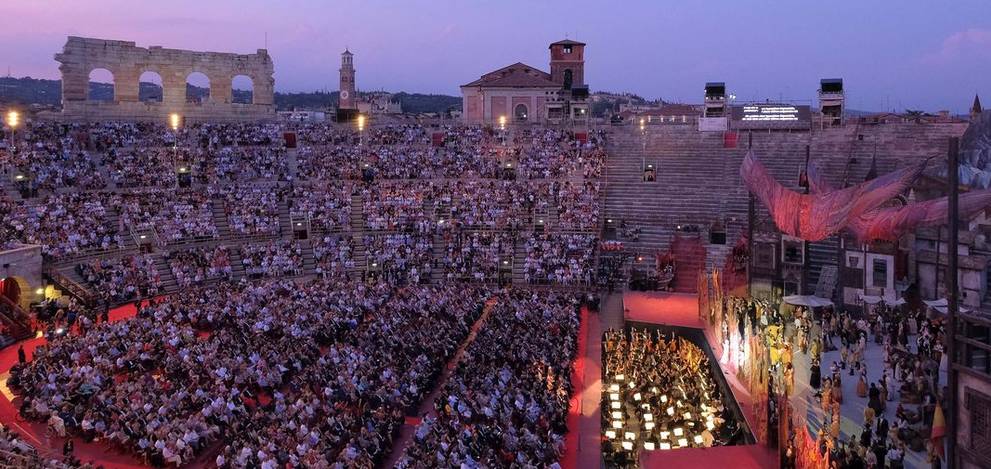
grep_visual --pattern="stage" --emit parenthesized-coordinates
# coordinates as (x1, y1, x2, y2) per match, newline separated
(621, 291, 777, 469)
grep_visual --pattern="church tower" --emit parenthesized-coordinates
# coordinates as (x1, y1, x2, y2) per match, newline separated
(339, 49, 356, 110)
(549, 39, 585, 90)
(972, 94, 983, 121)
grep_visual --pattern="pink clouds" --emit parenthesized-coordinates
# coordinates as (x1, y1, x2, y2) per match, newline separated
(921, 28, 991, 64)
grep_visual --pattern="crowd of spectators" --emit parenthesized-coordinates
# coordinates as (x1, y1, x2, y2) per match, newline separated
(289, 184, 352, 232)
(213, 185, 286, 236)
(313, 234, 355, 279)
(9, 279, 492, 468)
(76, 254, 162, 302)
(364, 233, 433, 284)
(119, 191, 218, 243)
(441, 231, 514, 284)
(522, 233, 597, 286)
(399, 291, 579, 467)
(240, 240, 304, 278)
(167, 246, 233, 287)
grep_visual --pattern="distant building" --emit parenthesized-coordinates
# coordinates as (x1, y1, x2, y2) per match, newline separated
(461, 39, 590, 125)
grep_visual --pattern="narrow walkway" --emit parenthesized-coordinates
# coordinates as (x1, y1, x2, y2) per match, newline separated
(379, 298, 498, 468)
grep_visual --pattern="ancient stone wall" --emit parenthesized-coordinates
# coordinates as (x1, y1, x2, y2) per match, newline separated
(54, 36, 275, 122)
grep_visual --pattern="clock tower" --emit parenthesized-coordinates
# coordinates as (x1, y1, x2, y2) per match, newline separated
(339, 49, 356, 110)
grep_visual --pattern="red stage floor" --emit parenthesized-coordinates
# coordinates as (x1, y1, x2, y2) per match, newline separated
(623, 291, 702, 328)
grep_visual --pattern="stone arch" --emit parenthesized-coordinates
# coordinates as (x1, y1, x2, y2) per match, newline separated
(514, 103, 529, 121)
(139, 70, 164, 103)
(0, 276, 24, 305)
(186, 71, 211, 104)
(232, 74, 254, 104)
(88, 68, 115, 102)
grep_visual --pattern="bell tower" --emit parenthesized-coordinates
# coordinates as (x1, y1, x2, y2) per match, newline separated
(339, 49, 356, 110)
(549, 39, 585, 90)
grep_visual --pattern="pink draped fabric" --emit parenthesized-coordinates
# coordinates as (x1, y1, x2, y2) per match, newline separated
(741, 151, 929, 241)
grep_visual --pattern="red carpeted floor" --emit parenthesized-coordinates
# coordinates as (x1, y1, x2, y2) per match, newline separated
(0, 299, 189, 469)
(623, 291, 701, 328)
(640, 443, 777, 468)
(560, 305, 590, 469)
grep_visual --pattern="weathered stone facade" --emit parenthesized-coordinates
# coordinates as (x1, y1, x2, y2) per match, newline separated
(55, 36, 275, 122)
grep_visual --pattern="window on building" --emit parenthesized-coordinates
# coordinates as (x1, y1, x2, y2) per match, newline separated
(848, 255, 860, 269)
(873, 259, 888, 288)
(782, 239, 803, 264)
(755, 243, 775, 269)
(966, 388, 991, 454)
(563, 45, 572, 54)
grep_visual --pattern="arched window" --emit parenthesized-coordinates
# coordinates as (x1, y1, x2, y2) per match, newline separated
(232, 75, 254, 104)
(186, 72, 210, 104)
(139, 70, 163, 103)
(88, 68, 115, 102)
(514, 103, 528, 121)
(563, 69, 573, 90)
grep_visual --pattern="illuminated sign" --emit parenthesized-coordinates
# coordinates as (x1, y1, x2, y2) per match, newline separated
(731, 104, 811, 130)
(740, 105, 800, 122)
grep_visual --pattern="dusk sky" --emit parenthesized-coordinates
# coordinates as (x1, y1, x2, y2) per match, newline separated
(3, 0, 989, 112)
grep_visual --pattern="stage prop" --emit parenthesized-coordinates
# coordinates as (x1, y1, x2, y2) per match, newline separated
(741, 151, 991, 242)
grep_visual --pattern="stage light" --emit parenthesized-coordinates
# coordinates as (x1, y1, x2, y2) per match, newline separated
(660, 442, 671, 450)
(371, 263, 377, 267)
(55, 327, 64, 335)
(139, 235, 146, 239)
(35, 288, 44, 295)
(673, 428, 684, 437)
(357, 114, 366, 131)
(296, 222, 302, 227)
(612, 420, 622, 429)
(612, 411, 622, 419)
(605, 430, 617, 439)
(643, 413, 653, 422)
(169, 113, 181, 131)
(644, 441, 655, 450)
(644, 422, 655, 430)
(678, 438, 688, 447)
(6, 110, 20, 129)
(694, 435, 704, 445)
(498, 115, 506, 130)
(14, 175, 23, 180)
(607, 219, 613, 223)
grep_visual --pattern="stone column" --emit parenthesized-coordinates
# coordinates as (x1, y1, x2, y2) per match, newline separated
(114, 66, 140, 102)
(59, 62, 88, 102)
(161, 66, 188, 110)
(253, 74, 274, 106)
(210, 72, 232, 104)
